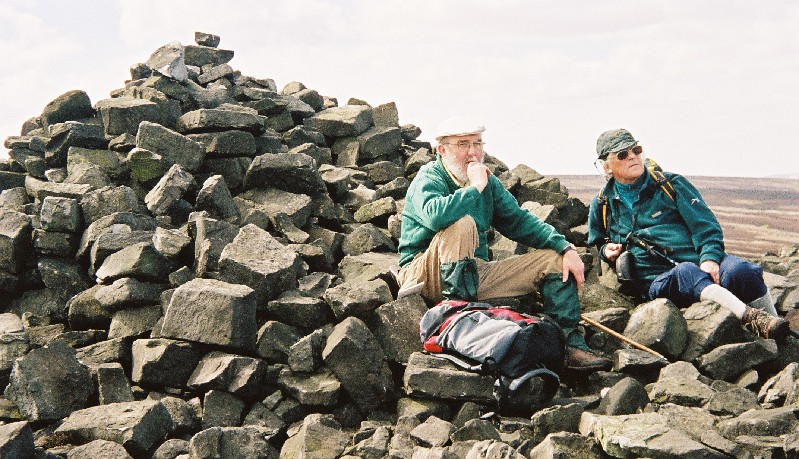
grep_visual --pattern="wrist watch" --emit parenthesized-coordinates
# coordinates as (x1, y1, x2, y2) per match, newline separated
(560, 243, 576, 255)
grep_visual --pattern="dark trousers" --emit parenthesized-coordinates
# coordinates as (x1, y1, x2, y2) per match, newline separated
(647, 255, 767, 307)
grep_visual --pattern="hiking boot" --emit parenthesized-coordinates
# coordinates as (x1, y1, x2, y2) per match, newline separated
(565, 346, 612, 371)
(742, 306, 790, 342)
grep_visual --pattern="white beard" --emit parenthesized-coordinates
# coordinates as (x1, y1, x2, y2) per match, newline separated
(442, 154, 471, 184)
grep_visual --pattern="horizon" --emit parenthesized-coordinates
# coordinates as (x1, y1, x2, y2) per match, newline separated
(554, 172, 799, 180)
(1, 1, 797, 178)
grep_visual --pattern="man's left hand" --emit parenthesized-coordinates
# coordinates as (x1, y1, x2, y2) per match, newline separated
(700, 260, 720, 284)
(562, 249, 585, 288)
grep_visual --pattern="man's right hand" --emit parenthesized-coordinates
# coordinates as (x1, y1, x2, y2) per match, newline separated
(603, 242, 623, 261)
(467, 162, 490, 192)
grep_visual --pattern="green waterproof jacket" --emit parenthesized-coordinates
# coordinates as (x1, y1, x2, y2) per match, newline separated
(398, 156, 570, 267)
(587, 165, 725, 288)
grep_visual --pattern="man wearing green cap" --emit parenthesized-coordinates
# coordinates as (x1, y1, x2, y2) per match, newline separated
(396, 116, 611, 370)
(587, 128, 789, 341)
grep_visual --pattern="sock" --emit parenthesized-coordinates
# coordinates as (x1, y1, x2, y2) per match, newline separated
(748, 292, 779, 317)
(699, 284, 747, 319)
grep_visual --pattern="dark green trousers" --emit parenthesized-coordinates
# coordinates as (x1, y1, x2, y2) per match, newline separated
(540, 273, 589, 351)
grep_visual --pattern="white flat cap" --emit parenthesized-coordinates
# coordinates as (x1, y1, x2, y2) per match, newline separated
(434, 115, 485, 142)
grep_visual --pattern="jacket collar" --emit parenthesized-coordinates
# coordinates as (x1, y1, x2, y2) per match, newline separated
(602, 169, 655, 200)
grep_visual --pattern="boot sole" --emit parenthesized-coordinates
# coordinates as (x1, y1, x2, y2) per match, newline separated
(565, 359, 612, 371)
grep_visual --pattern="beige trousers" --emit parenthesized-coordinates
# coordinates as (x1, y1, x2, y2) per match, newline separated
(397, 216, 564, 303)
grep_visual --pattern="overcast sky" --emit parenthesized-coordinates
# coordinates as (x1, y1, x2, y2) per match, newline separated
(1, 0, 797, 177)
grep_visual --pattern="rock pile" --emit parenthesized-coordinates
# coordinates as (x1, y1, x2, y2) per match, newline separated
(1, 31, 799, 458)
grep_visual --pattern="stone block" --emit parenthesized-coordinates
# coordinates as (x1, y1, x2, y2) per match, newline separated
(131, 338, 200, 389)
(243, 152, 326, 196)
(235, 188, 313, 229)
(161, 278, 257, 352)
(147, 40, 188, 82)
(96, 97, 164, 136)
(189, 426, 279, 459)
(89, 230, 155, 276)
(5, 340, 93, 422)
(188, 129, 256, 157)
(0, 421, 35, 459)
(365, 295, 428, 365)
(136, 121, 205, 172)
(40, 90, 94, 128)
(44, 121, 107, 168)
(403, 352, 495, 402)
(191, 216, 239, 277)
(304, 105, 373, 138)
(187, 351, 268, 400)
(97, 362, 134, 404)
(144, 164, 196, 216)
(196, 174, 240, 221)
(322, 317, 396, 412)
(95, 242, 171, 284)
(55, 400, 172, 456)
(0, 209, 33, 274)
(108, 306, 163, 339)
(184, 45, 234, 67)
(623, 298, 688, 361)
(176, 108, 264, 134)
(256, 321, 302, 363)
(218, 224, 304, 303)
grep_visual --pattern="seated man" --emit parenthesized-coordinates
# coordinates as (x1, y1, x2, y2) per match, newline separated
(587, 128, 789, 341)
(396, 116, 611, 370)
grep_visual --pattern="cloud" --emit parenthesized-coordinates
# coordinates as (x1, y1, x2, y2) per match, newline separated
(1, 0, 796, 177)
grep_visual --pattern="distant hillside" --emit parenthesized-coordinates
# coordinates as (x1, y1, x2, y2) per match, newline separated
(558, 175, 799, 260)
(768, 173, 799, 180)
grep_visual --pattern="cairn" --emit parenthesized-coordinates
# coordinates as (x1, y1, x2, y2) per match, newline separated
(0, 31, 799, 458)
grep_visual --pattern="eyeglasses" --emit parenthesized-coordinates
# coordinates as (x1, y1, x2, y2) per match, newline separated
(443, 140, 485, 152)
(613, 145, 643, 160)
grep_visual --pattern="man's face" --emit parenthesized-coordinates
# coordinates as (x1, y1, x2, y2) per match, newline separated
(603, 145, 645, 184)
(437, 133, 485, 183)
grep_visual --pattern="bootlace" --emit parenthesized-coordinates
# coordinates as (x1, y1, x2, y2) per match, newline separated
(744, 308, 773, 338)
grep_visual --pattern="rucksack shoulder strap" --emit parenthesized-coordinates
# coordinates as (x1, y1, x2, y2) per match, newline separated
(645, 158, 675, 201)
(596, 192, 609, 232)
(425, 351, 497, 376)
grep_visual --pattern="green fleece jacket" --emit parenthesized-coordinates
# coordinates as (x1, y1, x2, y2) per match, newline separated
(398, 156, 570, 267)
(587, 164, 725, 287)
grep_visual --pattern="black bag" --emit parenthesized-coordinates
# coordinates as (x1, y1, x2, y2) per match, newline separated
(419, 300, 565, 410)
(615, 250, 635, 283)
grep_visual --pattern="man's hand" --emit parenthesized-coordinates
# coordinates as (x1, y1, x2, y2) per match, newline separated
(700, 260, 720, 284)
(603, 243, 623, 262)
(562, 249, 585, 288)
(467, 162, 490, 192)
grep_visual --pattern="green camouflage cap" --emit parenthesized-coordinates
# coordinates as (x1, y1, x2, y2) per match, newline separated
(596, 129, 637, 159)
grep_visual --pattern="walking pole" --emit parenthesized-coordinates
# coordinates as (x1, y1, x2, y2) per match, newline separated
(580, 314, 669, 362)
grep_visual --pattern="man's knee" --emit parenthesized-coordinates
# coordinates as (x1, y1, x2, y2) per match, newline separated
(722, 257, 762, 284)
(672, 262, 702, 277)
(720, 256, 766, 302)
(533, 249, 564, 276)
(442, 215, 477, 237)
(649, 262, 710, 306)
(435, 216, 478, 257)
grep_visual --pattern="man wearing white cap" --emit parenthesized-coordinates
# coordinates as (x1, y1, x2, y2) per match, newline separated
(397, 116, 611, 370)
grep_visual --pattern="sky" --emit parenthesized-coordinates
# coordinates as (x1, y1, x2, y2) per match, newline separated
(1, 0, 797, 178)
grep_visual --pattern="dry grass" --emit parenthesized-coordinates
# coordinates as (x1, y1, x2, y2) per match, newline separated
(558, 175, 799, 260)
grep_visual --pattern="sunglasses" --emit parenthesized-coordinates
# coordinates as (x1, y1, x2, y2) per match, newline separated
(613, 145, 643, 160)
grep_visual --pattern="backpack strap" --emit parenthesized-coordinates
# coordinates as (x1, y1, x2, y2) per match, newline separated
(645, 158, 675, 201)
(597, 192, 610, 232)
(425, 351, 499, 376)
